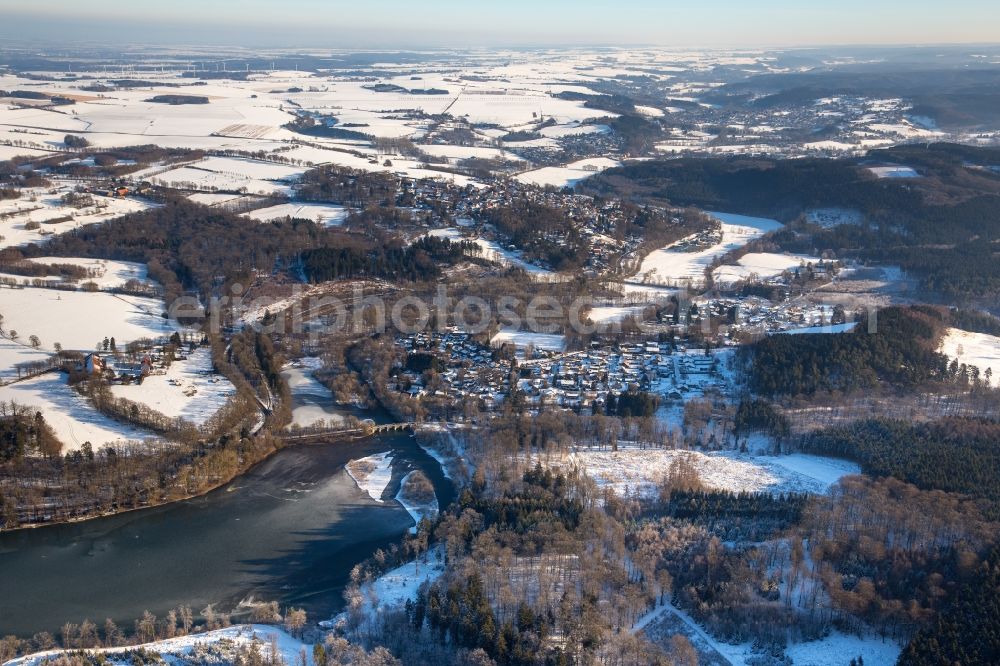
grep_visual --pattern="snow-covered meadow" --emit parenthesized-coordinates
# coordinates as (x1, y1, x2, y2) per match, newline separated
(0, 373, 152, 450)
(0, 287, 171, 352)
(6, 257, 157, 290)
(631, 212, 782, 289)
(109, 347, 236, 426)
(542, 446, 860, 499)
(490, 327, 566, 353)
(940, 327, 1000, 380)
(242, 202, 348, 225)
(515, 157, 621, 188)
(0, 185, 151, 250)
(713, 252, 820, 287)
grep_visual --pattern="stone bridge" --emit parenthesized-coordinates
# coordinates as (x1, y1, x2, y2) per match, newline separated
(278, 421, 414, 443)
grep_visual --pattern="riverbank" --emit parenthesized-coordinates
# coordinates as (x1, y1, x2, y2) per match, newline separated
(0, 432, 454, 638)
(3, 367, 405, 533)
(0, 431, 286, 533)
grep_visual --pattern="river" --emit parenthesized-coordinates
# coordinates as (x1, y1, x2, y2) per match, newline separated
(0, 369, 455, 638)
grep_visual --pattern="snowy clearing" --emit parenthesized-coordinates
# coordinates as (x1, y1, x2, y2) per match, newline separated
(640, 601, 899, 666)
(515, 157, 621, 188)
(366, 550, 445, 613)
(0, 373, 154, 451)
(940, 327, 1000, 380)
(0, 287, 172, 353)
(324, 547, 446, 627)
(713, 252, 820, 287)
(632, 212, 782, 288)
(545, 446, 859, 499)
(586, 304, 648, 324)
(868, 165, 919, 179)
(490, 328, 566, 353)
(783, 631, 901, 666)
(109, 347, 236, 426)
(18, 257, 156, 290)
(242, 202, 348, 225)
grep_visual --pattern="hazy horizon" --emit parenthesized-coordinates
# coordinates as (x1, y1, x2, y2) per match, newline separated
(1, 0, 999, 50)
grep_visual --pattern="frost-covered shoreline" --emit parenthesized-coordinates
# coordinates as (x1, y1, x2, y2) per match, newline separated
(4, 625, 312, 666)
(394, 470, 439, 533)
(345, 452, 394, 502)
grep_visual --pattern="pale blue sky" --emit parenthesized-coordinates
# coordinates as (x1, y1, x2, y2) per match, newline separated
(1, 0, 998, 48)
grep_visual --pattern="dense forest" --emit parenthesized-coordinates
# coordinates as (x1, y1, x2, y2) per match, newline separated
(801, 417, 1000, 517)
(23, 198, 465, 304)
(481, 201, 591, 271)
(333, 416, 1000, 663)
(899, 546, 1000, 665)
(745, 306, 950, 396)
(587, 143, 1000, 302)
(302, 236, 474, 283)
(26, 199, 331, 302)
(0, 402, 62, 463)
(297, 166, 408, 207)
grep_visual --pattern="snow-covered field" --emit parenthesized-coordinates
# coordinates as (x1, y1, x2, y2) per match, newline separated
(548, 446, 859, 499)
(0, 145, 54, 161)
(10, 257, 156, 290)
(0, 373, 153, 450)
(776, 322, 858, 335)
(586, 304, 648, 325)
(0, 338, 53, 382)
(713, 252, 820, 287)
(346, 451, 394, 502)
(187, 192, 246, 207)
(472, 238, 562, 280)
(418, 144, 521, 163)
(149, 165, 294, 196)
(5, 625, 312, 666)
(0, 287, 171, 353)
(940, 327, 1000, 380)
(868, 165, 919, 179)
(783, 632, 901, 666)
(242, 202, 348, 225)
(631, 212, 782, 288)
(426, 227, 464, 241)
(490, 327, 566, 353)
(0, 185, 150, 250)
(109, 347, 236, 426)
(515, 157, 621, 188)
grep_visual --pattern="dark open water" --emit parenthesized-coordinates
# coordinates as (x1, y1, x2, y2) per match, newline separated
(0, 432, 454, 637)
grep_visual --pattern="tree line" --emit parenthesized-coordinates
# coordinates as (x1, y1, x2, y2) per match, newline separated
(744, 306, 950, 396)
